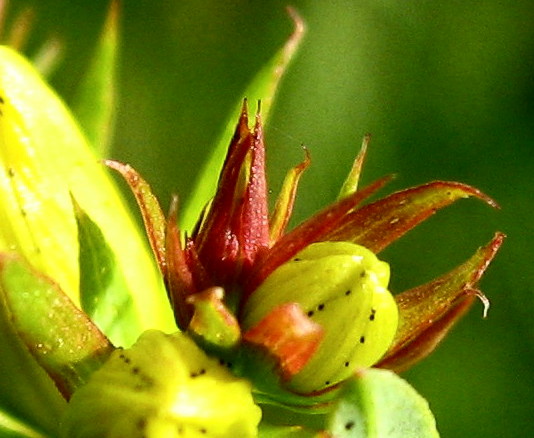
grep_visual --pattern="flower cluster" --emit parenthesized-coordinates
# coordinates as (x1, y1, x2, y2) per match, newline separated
(0, 10, 504, 437)
(106, 101, 504, 402)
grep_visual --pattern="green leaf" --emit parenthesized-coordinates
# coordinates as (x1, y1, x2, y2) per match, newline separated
(0, 254, 114, 400)
(0, 46, 175, 337)
(74, 198, 142, 347)
(180, 9, 305, 231)
(72, 0, 119, 156)
(326, 368, 439, 438)
(0, 259, 66, 437)
(0, 410, 50, 438)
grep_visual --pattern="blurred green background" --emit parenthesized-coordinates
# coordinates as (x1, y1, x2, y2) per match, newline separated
(5, 0, 534, 436)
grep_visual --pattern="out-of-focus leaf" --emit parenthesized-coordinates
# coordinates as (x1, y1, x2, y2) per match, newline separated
(326, 368, 439, 437)
(0, 254, 114, 399)
(0, 5, 33, 51)
(72, 0, 119, 156)
(0, 410, 49, 438)
(378, 232, 505, 372)
(74, 199, 141, 347)
(0, 1, 62, 78)
(180, 9, 305, 232)
(0, 47, 175, 336)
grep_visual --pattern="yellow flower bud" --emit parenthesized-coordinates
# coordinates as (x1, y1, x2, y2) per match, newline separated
(242, 241, 398, 394)
(61, 330, 261, 438)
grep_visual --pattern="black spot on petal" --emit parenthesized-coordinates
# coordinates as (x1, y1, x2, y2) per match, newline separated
(345, 421, 355, 430)
(136, 417, 147, 431)
(360, 336, 365, 344)
(318, 303, 325, 311)
(345, 290, 351, 296)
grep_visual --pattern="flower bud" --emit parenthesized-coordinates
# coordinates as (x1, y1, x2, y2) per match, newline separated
(242, 241, 398, 394)
(61, 330, 261, 438)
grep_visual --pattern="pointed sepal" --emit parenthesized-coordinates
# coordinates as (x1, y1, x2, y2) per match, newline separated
(337, 134, 370, 200)
(378, 232, 505, 372)
(325, 181, 499, 253)
(181, 8, 305, 232)
(104, 159, 167, 276)
(246, 176, 392, 296)
(164, 196, 196, 329)
(270, 148, 311, 244)
(195, 103, 269, 285)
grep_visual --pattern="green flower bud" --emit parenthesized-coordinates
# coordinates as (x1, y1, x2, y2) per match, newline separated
(62, 330, 261, 438)
(242, 241, 398, 394)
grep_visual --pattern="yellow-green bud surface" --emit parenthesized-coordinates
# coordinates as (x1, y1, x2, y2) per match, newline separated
(61, 330, 261, 438)
(242, 242, 398, 393)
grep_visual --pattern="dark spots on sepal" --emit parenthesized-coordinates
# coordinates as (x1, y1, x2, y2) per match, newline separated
(118, 353, 131, 364)
(345, 421, 355, 430)
(307, 303, 326, 317)
(359, 336, 365, 344)
(117, 352, 154, 390)
(218, 358, 233, 369)
(190, 368, 207, 378)
(135, 417, 147, 431)
(369, 308, 376, 321)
